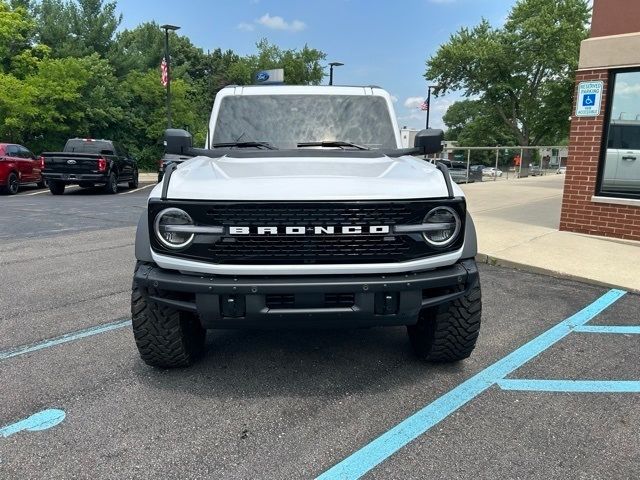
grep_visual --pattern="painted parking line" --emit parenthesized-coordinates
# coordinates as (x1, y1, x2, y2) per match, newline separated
(316, 289, 626, 480)
(21, 189, 51, 196)
(574, 325, 640, 334)
(0, 319, 132, 361)
(497, 379, 640, 393)
(119, 183, 155, 195)
(1, 409, 66, 438)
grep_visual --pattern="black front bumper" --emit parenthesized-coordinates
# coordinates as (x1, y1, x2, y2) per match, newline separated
(134, 259, 479, 329)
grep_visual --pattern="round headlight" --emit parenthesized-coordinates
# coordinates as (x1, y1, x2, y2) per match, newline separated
(422, 206, 461, 247)
(154, 208, 194, 249)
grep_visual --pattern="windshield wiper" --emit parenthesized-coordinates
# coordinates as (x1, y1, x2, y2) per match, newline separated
(211, 141, 277, 150)
(297, 141, 369, 150)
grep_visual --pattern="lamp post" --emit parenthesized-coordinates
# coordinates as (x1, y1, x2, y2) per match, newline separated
(425, 84, 439, 129)
(329, 62, 344, 86)
(161, 24, 180, 129)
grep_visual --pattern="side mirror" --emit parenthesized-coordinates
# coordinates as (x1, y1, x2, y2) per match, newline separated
(165, 129, 193, 155)
(414, 129, 444, 154)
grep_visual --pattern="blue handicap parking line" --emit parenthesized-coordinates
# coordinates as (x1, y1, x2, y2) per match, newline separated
(0, 319, 132, 361)
(316, 289, 627, 480)
(1, 409, 66, 438)
(574, 325, 640, 334)
(498, 379, 640, 393)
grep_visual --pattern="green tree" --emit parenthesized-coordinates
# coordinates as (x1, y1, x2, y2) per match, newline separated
(443, 99, 517, 146)
(0, 0, 36, 72)
(0, 54, 124, 151)
(227, 39, 326, 86)
(117, 69, 203, 169)
(34, 0, 120, 58)
(426, 0, 590, 147)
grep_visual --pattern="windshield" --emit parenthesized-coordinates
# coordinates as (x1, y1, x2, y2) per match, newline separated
(212, 94, 397, 149)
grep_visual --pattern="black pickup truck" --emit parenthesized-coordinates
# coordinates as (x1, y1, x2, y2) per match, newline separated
(42, 138, 139, 195)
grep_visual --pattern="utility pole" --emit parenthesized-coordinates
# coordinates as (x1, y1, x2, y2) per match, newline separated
(161, 24, 180, 129)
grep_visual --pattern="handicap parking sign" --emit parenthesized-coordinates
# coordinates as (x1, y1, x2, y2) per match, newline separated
(582, 94, 596, 107)
(576, 81, 603, 117)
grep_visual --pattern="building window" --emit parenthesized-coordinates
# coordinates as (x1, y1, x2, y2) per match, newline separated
(599, 70, 640, 199)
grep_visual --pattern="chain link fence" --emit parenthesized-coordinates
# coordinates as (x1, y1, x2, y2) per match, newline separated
(424, 146, 568, 183)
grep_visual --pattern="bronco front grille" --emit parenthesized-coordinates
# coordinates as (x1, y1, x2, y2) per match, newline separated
(148, 200, 466, 265)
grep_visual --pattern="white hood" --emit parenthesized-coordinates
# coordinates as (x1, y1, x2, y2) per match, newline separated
(150, 153, 463, 201)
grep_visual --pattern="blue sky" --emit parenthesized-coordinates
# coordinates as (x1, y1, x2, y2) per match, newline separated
(115, 0, 516, 130)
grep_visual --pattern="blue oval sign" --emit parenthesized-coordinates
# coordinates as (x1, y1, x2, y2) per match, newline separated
(256, 71, 270, 83)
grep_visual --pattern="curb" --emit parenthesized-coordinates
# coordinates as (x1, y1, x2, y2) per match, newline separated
(476, 253, 639, 294)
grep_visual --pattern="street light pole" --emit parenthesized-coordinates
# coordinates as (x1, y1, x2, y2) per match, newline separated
(426, 85, 438, 129)
(329, 62, 344, 86)
(161, 24, 180, 129)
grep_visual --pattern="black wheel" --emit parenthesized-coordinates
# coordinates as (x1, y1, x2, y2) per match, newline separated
(48, 180, 65, 195)
(408, 276, 482, 362)
(128, 169, 139, 189)
(104, 172, 118, 194)
(3, 172, 20, 195)
(131, 262, 206, 368)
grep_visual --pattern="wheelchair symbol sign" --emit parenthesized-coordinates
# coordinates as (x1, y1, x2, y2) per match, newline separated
(576, 81, 603, 117)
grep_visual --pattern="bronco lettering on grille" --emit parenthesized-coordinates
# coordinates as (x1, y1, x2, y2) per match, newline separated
(228, 226, 391, 235)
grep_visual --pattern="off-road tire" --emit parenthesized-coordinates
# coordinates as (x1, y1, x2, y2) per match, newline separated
(131, 262, 206, 368)
(128, 169, 139, 189)
(407, 277, 481, 362)
(48, 180, 65, 195)
(104, 172, 118, 194)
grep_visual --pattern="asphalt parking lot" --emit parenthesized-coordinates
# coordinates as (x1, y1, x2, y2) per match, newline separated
(1, 187, 638, 479)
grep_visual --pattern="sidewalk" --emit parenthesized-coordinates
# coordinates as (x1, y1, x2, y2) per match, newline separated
(140, 172, 157, 182)
(461, 175, 640, 292)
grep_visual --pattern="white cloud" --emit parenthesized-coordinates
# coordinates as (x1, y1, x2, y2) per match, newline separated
(404, 96, 426, 109)
(256, 13, 306, 32)
(237, 22, 255, 32)
(398, 95, 454, 130)
(616, 81, 640, 96)
(390, 95, 398, 103)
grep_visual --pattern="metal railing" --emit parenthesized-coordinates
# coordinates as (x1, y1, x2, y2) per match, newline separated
(428, 146, 568, 183)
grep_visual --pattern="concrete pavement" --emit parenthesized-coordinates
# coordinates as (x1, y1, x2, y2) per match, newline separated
(461, 175, 640, 292)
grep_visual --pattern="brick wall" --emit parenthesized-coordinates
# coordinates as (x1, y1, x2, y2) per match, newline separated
(559, 69, 640, 241)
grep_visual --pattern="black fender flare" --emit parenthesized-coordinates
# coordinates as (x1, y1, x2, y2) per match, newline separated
(135, 209, 153, 262)
(461, 211, 478, 259)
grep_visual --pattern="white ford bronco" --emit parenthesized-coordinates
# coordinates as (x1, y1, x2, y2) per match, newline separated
(131, 85, 481, 368)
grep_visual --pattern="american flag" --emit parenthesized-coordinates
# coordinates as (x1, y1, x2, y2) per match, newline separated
(160, 57, 168, 87)
(419, 99, 429, 111)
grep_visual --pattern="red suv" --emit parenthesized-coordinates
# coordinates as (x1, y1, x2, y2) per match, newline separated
(0, 143, 45, 195)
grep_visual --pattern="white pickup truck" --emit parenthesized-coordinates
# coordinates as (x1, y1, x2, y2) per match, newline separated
(131, 85, 481, 368)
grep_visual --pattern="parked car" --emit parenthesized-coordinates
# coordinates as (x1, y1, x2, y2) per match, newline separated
(602, 119, 640, 193)
(157, 153, 191, 182)
(41, 138, 138, 195)
(0, 143, 45, 195)
(431, 159, 477, 184)
(530, 165, 543, 176)
(483, 167, 503, 177)
(130, 85, 482, 368)
(468, 164, 484, 182)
